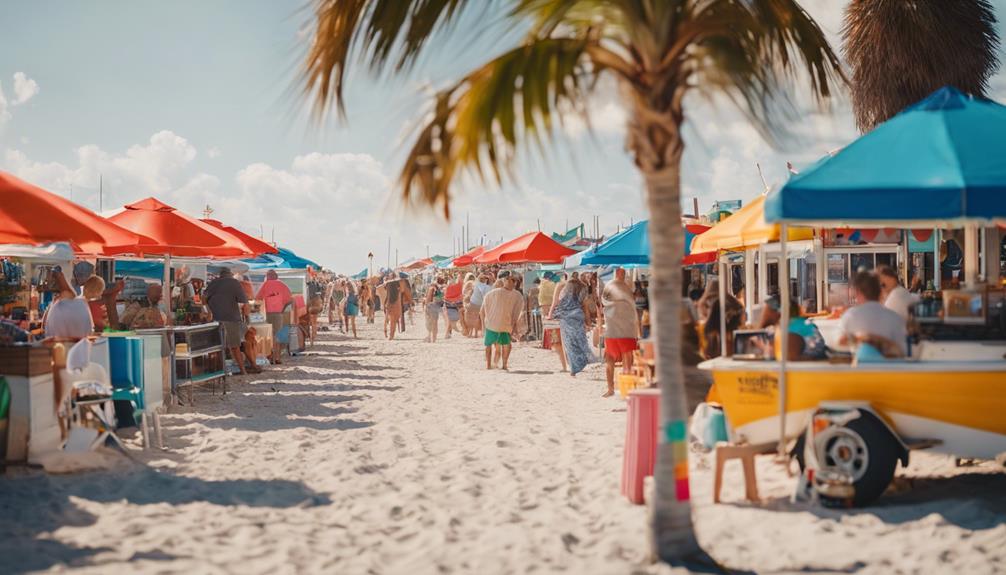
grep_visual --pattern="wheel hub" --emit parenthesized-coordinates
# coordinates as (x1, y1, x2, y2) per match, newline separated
(819, 427, 870, 482)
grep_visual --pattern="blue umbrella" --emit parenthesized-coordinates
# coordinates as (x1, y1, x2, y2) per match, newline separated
(243, 247, 321, 270)
(580, 221, 649, 266)
(766, 87, 1006, 225)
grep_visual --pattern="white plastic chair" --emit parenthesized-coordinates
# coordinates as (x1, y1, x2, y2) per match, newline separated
(61, 339, 123, 452)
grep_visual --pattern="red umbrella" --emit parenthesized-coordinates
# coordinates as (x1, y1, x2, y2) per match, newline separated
(201, 219, 277, 256)
(452, 245, 485, 267)
(0, 171, 146, 255)
(108, 198, 252, 258)
(474, 232, 577, 265)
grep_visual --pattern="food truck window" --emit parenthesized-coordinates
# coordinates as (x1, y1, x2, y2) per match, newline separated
(850, 252, 875, 273)
(876, 253, 896, 270)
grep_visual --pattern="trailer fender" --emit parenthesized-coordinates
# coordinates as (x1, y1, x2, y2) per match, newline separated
(816, 401, 910, 468)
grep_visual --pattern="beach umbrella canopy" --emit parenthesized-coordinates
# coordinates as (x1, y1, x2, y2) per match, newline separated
(474, 232, 576, 265)
(692, 195, 812, 254)
(201, 219, 278, 256)
(452, 245, 486, 267)
(243, 246, 321, 270)
(108, 198, 253, 258)
(351, 268, 368, 280)
(579, 220, 715, 267)
(766, 87, 1006, 226)
(0, 171, 147, 255)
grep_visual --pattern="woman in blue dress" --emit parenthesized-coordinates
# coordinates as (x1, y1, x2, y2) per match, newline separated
(551, 274, 596, 376)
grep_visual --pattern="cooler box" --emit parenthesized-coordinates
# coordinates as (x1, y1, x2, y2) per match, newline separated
(621, 388, 661, 504)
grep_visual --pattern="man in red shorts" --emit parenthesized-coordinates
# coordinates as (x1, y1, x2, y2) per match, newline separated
(601, 268, 639, 397)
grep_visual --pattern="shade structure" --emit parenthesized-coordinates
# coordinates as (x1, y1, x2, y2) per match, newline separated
(201, 219, 277, 256)
(243, 246, 321, 270)
(351, 268, 368, 280)
(108, 198, 253, 258)
(766, 87, 1006, 226)
(691, 195, 813, 254)
(0, 171, 146, 255)
(474, 232, 576, 265)
(578, 220, 715, 267)
(401, 258, 433, 271)
(453, 245, 486, 267)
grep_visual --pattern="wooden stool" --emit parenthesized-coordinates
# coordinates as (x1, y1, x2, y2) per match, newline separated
(713, 442, 775, 503)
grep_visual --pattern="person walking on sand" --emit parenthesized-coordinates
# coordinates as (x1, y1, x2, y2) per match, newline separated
(382, 274, 404, 340)
(480, 275, 524, 370)
(551, 273, 596, 376)
(601, 268, 638, 397)
(424, 275, 446, 343)
(444, 274, 464, 339)
(467, 273, 492, 338)
(461, 272, 477, 337)
(344, 281, 360, 338)
(256, 269, 292, 365)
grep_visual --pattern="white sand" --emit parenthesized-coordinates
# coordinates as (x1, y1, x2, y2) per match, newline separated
(1, 316, 1004, 574)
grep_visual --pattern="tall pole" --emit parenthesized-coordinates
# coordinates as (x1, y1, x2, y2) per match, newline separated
(387, 236, 391, 270)
(98, 174, 103, 212)
(466, 212, 470, 250)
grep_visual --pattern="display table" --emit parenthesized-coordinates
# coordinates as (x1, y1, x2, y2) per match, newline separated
(173, 323, 226, 403)
(621, 388, 661, 505)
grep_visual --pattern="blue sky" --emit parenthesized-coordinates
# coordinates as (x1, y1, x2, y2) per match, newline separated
(2, 1, 1004, 272)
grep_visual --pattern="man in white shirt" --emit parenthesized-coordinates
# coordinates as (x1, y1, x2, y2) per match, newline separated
(876, 265, 918, 321)
(839, 271, 908, 357)
(480, 275, 524, 370)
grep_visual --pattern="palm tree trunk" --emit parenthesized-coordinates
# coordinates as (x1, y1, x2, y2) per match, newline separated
(630, 102, 700, 562)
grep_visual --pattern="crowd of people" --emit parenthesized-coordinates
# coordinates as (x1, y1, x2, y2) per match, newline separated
(693, 263, 917, 365)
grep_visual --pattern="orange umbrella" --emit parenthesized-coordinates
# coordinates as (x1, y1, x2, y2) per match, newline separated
(200, 219, 278, 256)
(0, 171, 146, 255)
(108, 198, 253, 258)
(474, 232, 577, 265)
(452, 245, 485, 267)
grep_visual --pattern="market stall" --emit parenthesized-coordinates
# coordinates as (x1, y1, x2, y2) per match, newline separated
(108, 198, 261, 401)
(703, 87, 1006, 507)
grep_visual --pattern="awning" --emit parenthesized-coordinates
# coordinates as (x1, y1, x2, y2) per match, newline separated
(691, 195, 813, 254)
(474, 232, 577, 265)
(109, 198, 254, 258)
(0, 171, 147, 255)
(452, 245, 486, 267)
(767, 86, 1006, 226)
(243, 247, 321, 270)
(578, 220, 715, 267)
(201, 219, 277, 256)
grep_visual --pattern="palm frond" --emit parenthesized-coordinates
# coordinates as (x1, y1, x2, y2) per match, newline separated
(398, 36, 600, 217)
(672, 0, 845, 142)
(843, 0, 1000, 132)
(303, 0, 475, 119)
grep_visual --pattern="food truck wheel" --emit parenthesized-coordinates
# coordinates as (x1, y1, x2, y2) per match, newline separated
(820, 417, 899, 507)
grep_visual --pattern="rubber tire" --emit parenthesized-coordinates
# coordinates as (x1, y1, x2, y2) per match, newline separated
(819, 416, 900, 507)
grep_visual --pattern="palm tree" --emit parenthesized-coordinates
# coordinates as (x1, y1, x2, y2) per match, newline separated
(301, 0, 841, 565)
(843, 0, 1000, 132)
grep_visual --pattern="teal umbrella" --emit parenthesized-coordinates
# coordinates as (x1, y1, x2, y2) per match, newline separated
(767, 87, 1006, 225)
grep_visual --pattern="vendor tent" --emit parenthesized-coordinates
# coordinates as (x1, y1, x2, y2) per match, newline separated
(691, 194, 812, 254)
(109, 198, 254, 258)
(766, 86, 1006, 226)
(0, 171, 147, 255)
(474, 232, 576, 265)
(452, 245, 486, 267)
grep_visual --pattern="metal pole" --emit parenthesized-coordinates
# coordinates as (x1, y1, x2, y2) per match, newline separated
(98, 174, 103, 213)
(933, 228, 942, 290)
(163, 253, 172, 317)
(718, 255, 728, 358)
(778, 223, 790, 455)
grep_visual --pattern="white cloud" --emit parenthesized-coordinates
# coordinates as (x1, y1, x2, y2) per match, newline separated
(12, 72, 39, 105)
(0, 72, 39, 126)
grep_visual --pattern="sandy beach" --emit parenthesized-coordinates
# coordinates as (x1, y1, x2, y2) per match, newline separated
(2, 317, 1004, 575)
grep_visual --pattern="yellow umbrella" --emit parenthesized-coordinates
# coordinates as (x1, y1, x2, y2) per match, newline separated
(690, 194, 813, 253)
